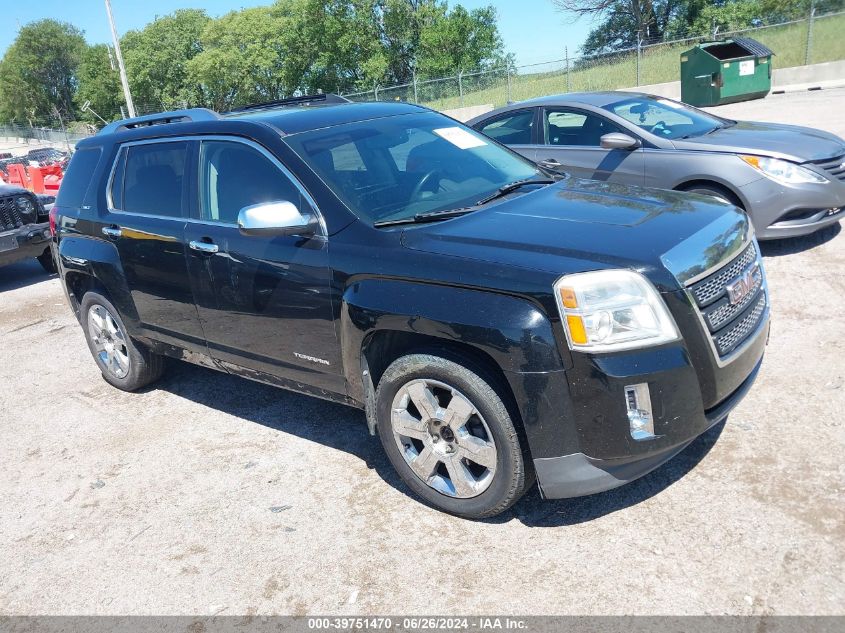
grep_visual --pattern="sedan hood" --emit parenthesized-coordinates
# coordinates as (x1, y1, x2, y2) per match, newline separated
(402, 179, 749, 291)
(673, 120, 845, 163)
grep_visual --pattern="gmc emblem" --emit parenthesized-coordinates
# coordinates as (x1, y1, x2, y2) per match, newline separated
(726, 262, 761, 306)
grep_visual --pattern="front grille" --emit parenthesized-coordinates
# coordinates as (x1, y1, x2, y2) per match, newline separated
(687, 242, 768, 360)
(0, 195, 25, 232)
(809, 154, 845, 182)
(691, 242, 757, 307)
(714, 295, 767, 356)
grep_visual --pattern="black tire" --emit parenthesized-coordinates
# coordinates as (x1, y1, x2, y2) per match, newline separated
(37, 247, 56, 274)
(680, 183, 742, 209)
(80, 291, 165, 391)
(375, 353, 531, 519)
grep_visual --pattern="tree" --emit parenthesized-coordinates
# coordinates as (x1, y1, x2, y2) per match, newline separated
(75, 44, 124, 122)
(121, 9, 210, 112)
(0, 19, 86, 124)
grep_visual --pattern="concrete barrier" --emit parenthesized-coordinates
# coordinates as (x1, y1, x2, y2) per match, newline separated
(442, 103, 494, 122)
(619, 60, 845, 100)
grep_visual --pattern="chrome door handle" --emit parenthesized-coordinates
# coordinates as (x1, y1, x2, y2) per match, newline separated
(538, 158, 562, 168)
(189, 240, 219, 254)
(102, 226, 122, 238)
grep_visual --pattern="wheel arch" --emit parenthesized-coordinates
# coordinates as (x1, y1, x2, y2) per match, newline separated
(673, 178, 747, 210)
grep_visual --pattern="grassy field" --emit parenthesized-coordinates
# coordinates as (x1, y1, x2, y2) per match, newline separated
(407, 12, 845, 111)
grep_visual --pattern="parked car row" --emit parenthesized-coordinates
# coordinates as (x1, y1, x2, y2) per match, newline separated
(468, 92, 845, 240)
(49, 94, 787, 518)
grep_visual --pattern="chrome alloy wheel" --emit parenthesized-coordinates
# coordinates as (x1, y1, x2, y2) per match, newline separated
(87, 304, 130, 379)
(390, 379, 497, 498)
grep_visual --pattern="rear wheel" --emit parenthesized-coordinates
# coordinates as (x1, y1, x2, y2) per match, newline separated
(375, 353, 531, 518)
(80, 292, 165, 391)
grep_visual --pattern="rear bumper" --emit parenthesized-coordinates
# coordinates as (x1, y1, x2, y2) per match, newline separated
(0, 222, 50, 267)
(535, 352, 763, 499)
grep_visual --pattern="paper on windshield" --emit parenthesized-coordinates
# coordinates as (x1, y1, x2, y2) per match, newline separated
(656, 98, 683, 109)
(434, 127, 488, 150)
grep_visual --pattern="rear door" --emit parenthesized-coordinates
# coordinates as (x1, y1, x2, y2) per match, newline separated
(537, 107, 645, 185)
(106, 139, 206, 350)
(183, 137, 342, 393)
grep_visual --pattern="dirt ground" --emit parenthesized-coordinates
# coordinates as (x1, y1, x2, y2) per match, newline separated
(1, 89, 844, 616)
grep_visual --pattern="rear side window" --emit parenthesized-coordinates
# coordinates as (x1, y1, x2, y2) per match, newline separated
(55, 148, 102, 209)
(118, 141, 188, 217)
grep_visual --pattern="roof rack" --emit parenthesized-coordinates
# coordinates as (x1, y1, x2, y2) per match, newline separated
(226, 93, 351, 114)
(98, 108, 221, 135)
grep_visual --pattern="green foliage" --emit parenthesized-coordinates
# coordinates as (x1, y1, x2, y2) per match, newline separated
(0, 19, 86, 123)
(75, 45, 123, 123)
(121, 9, 210, 111)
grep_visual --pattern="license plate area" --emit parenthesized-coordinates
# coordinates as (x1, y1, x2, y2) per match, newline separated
(0, 234, 19, 253)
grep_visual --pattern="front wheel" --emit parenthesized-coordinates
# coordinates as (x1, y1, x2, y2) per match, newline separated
(375, 353, 531, 519)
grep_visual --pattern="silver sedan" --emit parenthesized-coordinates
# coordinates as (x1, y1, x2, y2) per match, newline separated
(468, 91, 845, 240)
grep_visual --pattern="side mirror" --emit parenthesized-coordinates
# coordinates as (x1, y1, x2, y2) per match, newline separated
(600, 133, 640, 150)
(237, 200, 317, 237)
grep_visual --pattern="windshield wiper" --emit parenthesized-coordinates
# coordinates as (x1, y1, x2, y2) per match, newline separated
(475, 178, 555, 206)
(373, 207, 476, 228)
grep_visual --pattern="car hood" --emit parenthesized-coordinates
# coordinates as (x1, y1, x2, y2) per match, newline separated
(672, 120, 845, 163)
(402, 178, 750, 292)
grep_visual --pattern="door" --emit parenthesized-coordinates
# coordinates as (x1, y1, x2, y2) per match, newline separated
(184, 138, 342, 392)
(106, 140, 206, 350)
(474, 108, 538, 162)
(537, 107, 645, 185)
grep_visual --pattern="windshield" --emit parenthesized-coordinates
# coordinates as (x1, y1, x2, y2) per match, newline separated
(284, 111, 540, 225)
(603, 96, 729, 140)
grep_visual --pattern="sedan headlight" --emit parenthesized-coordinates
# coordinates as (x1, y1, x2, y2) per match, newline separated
(554, 270, 679, 352)
(15, 196, 36, 215)
(740, 155, 828, 185)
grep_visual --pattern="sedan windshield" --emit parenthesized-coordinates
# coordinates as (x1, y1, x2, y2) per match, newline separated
(284, 111, 540, 225)
(604, 96, 730, 140)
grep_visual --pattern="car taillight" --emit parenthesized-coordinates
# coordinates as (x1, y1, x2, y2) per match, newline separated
(49, 206, 58, 236)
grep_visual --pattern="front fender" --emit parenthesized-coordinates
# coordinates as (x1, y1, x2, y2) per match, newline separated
(340, 278, 564, 403)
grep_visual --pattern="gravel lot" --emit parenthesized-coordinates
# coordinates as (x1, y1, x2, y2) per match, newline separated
(1, 89, 844, 616)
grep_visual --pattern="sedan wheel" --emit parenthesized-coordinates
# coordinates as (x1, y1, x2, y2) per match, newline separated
(87, 304, 131, 379)
(390, 378, 497, 498)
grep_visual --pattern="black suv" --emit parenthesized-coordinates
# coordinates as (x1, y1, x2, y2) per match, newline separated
(1, 183, 55, 272)
(51, 95, 769, 518)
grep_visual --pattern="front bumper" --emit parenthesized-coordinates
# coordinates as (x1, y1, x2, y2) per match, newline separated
(534, 354, 763, 498)
(0, 222, 51, 267)
(740, 176, 845, 240)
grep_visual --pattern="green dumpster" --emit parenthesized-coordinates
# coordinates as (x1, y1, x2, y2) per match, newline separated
(680, 37, 773, 107)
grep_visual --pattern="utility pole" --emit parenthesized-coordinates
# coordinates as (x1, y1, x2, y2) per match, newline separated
(104, 0, 136, 118)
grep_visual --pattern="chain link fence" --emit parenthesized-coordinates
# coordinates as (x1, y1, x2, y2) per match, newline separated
(343, 9, 845, 112)
(2, 9, 843, 146)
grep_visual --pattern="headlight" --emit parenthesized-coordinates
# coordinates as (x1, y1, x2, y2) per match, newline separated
(740, 155, 827, 185)
(15, 196, 36, 215)
(554, 270, 679, 352)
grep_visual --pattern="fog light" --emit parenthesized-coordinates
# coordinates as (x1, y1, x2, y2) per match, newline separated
(625, 383, 656, 441)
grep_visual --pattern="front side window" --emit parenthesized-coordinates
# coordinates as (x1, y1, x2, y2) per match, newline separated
(119, 142, 187, 217)
(604, 96, 727, 139)
(544, 109, 622, 147)
(285, 111, 540, 225)
(476, 109, 535, 145)
(198, 140, 304, 224)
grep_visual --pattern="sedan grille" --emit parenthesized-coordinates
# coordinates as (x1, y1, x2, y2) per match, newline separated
(808, 154, 845, 182)
(688, 242, 768, 361)
(0, 195, 27, 232)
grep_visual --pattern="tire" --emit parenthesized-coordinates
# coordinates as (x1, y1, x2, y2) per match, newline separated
(375, 353, 531, 519)
(680, 184, 741, 208)
(79, 291, 165, 391)
(37, 247, 56, 274)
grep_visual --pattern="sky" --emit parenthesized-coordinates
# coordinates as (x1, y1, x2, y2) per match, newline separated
(0, 0, 595, 68)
